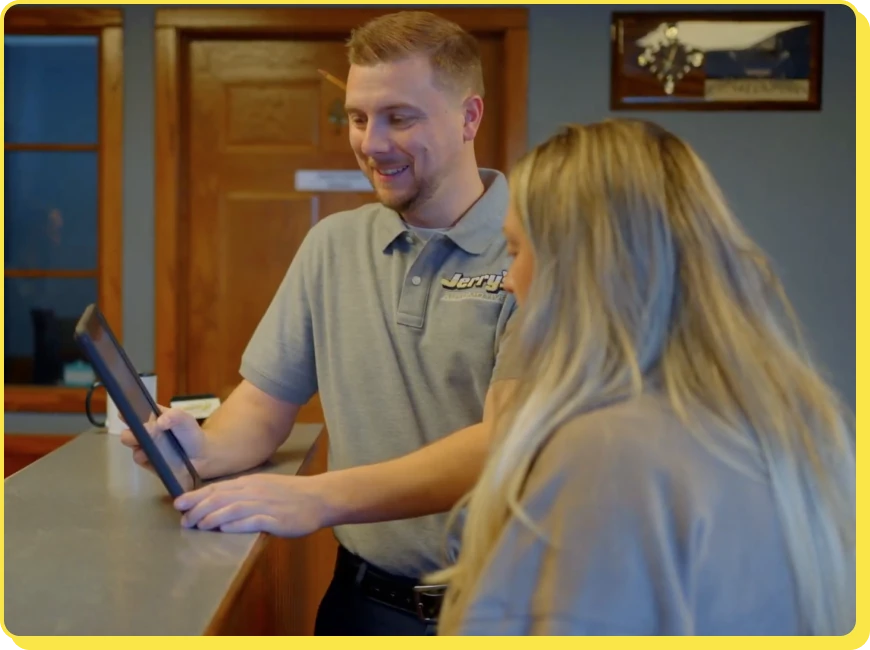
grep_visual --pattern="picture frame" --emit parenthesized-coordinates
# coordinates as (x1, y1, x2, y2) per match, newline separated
(610, 11, 824, 111)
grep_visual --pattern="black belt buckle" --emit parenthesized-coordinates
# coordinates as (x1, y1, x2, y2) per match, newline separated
(413, 584, 447, 623)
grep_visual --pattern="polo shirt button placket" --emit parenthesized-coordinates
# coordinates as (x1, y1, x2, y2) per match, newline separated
(396, 238, 451, 329)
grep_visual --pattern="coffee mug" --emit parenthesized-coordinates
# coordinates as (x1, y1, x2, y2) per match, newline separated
(85, 373, 158, 435)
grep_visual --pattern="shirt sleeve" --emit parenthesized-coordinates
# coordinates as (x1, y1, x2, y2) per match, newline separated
(455, 415, 696, 635)
(489, 295, 522, 384)
(238, 224, 321, 406)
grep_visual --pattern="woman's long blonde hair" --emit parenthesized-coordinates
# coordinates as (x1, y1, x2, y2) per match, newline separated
(430, 120, 855, 635)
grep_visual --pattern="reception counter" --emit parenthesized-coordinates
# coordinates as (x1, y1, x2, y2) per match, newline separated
(5, 423, 338, 636)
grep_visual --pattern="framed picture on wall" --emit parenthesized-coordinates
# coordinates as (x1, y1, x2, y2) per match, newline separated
(610, 11, 824, 110)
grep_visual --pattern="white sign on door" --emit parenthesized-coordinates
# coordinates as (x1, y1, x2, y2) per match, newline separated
(295, 170, 373, 192)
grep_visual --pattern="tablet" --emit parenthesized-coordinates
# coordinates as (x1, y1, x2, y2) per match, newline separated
(74, 303, 203, 499)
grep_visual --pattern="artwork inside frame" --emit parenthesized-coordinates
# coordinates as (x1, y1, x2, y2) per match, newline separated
(610, 11, 824, 110)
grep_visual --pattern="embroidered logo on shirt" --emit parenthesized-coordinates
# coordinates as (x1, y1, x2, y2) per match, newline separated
(440, 271, 507, 302)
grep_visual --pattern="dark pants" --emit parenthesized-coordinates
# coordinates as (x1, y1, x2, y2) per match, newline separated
(313, 547, 438, 636)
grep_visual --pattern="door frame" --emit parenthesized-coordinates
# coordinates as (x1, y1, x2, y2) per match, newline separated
(153, 6, 529, 404)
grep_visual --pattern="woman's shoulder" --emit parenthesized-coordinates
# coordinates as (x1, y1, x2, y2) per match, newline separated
(557, 390, 759, 461)
(534, 393, 689, 475)
(524, 391, 764, 512)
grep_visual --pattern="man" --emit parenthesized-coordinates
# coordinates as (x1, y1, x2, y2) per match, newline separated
(122, 10, 518, 635)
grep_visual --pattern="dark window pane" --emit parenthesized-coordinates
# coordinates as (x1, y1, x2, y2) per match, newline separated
(5, 35, 99, 144)
(5, 277, 98, 386)
(5, 150, 98, 270)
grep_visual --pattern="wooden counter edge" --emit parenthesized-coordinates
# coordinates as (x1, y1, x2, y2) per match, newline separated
(203, 428, 338, 635)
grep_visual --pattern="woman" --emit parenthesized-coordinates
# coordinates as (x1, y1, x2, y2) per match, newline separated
(429, 120, 855, 635)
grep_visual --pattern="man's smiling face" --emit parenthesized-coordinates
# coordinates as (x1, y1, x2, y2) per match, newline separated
(345, 54, 469, 215)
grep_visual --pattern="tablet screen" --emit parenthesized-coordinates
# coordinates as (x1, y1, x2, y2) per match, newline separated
(86, 312, 196, 493)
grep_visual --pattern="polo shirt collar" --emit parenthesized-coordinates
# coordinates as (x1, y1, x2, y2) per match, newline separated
(376, 168, 509, 254)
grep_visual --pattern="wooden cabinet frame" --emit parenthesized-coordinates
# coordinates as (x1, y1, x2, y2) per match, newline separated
(4, 7, 124, 413)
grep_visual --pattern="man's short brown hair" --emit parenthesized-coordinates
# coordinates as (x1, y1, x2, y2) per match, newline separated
(347, 11, 484, 98)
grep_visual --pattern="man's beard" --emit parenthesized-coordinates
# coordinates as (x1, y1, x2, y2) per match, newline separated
(376, 177, 436, 215)
(378, 187, 419, 214)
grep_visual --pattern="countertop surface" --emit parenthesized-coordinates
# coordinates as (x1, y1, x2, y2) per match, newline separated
(4, 424, 323, 636)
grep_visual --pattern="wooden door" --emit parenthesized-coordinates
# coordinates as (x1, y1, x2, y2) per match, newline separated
(182, 35, 510, 419)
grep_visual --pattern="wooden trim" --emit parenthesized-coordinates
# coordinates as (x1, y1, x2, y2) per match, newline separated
(4, 269, 97, 279)
(4, 386, 106, 413)
(4, 434, 76, 455)
(203, 532, 271, 635)
(4, 433, 76, 478)
(3, 6, 122, 31)
(203, 429, 330, 635)
(5, 143, 98, 152)
(503, 27, 529, 171)
(156, 7, 527, 31)
(154, 27, 183, 406)
(154, 9, 529, 404)
(4, 14, 125, 414)
(98, 25, 125, 339)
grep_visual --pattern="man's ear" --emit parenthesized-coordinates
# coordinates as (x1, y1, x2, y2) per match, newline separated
(461, 95, 484, 143)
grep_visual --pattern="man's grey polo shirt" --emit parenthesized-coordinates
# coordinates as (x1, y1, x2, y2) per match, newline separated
(240, 169, 518, 577)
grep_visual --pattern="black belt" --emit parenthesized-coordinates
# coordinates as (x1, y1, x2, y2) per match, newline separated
(334, 545, 446, 623)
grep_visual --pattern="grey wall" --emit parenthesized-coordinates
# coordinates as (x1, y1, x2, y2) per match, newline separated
(6, 4, 855, 434)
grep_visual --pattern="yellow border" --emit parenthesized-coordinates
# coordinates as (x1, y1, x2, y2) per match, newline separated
(0, 0, 862, 647)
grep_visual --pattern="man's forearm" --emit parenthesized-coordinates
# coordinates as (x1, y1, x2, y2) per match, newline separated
(198, 381, 301, 479)
(316, 421, 489, 527)
(200, 418, 281, 479)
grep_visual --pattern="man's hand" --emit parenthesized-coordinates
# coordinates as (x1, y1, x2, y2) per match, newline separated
(119, 406, 209, 474)
(152, 378, 516, 536)
(117, 379, 301, 481)
(173, 474, 329, 536)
